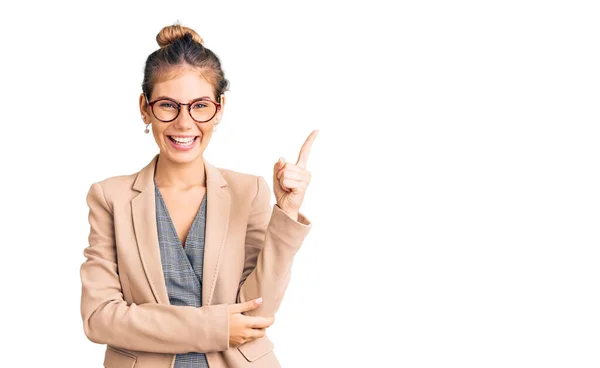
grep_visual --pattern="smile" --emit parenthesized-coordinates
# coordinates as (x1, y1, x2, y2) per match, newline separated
(167, 135, 199, 150)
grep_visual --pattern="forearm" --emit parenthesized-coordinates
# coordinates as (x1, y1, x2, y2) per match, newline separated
(237, 204, 310, 316)
(82, 299, 229, 354)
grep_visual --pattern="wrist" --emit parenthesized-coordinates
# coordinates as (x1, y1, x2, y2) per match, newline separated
(276, 204, 299, 221)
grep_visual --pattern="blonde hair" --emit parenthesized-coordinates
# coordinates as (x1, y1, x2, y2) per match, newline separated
(156, 23, 204, 48)
(142, 22, 229, 103)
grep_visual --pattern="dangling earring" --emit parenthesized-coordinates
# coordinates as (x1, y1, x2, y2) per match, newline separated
(142, 116, 151, 134)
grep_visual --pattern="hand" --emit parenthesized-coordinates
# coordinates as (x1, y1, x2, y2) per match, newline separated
(273, 130, 319, 218)
(227, 297, 275, 348)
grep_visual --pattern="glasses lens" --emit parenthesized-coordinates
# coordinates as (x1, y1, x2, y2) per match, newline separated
(190, 100, 217, 122)
(152, 99, 179, 121)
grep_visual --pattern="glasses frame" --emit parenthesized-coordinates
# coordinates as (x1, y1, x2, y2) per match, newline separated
(145, 95, 221, 123)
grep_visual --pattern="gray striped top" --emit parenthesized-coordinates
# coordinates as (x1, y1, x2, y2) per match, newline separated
(155, 179, 209, 368)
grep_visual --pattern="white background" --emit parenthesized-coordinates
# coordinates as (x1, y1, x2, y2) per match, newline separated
(0, 0, 599, 367)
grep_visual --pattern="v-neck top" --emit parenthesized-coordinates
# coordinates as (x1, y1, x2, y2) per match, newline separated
(154, 179, 209, 368)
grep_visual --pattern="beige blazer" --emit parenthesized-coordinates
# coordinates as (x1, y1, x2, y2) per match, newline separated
(80, 154, 312, 368)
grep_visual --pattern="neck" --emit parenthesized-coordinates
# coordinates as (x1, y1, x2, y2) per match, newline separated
(154, 154, 206, 190)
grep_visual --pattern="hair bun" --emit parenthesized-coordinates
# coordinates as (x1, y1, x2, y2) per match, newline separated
(156, 23, 204, 47)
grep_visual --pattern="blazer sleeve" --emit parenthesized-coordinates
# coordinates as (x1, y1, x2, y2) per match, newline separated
(80, 182, 230, 354)
(236, 175, 312, 316)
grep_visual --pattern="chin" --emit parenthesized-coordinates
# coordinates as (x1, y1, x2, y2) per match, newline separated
(161, 136, 205, 163)
(166, 148, 204, 161)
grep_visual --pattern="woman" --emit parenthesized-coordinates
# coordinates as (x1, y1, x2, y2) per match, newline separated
(80, 23, 317, 368)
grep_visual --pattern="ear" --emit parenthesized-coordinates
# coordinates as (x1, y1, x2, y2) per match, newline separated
(217, 94, 226, 119)
(139, 93, 151, 123)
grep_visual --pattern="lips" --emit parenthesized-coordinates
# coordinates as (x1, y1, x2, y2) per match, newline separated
(166, 135, 200, 151)
(168, 135, 197, 145)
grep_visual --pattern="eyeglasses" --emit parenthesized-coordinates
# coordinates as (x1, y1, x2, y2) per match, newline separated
(145, 95, 221, 123)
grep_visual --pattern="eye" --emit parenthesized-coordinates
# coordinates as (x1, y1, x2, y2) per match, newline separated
(192, 101, 209, 109)
(157, 101, 177, 109)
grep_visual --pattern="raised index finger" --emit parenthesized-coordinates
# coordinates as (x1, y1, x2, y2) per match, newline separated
(296, 130, 319, 168)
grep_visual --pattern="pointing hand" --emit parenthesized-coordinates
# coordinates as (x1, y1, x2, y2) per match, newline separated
(272, 130, 318, 219)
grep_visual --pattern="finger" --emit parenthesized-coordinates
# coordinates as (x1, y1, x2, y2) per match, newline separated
(276, 162, 309, 177)
(229, 297, 262, 314)
(280, 179, 308, 193)
(246, 328, 267, 340)
(277, 168, 310, 182)
(244, 315, 275, 329)
(296, 130, 319, 169)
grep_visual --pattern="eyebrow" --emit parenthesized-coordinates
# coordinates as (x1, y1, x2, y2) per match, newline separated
(153, 95, 214, 102)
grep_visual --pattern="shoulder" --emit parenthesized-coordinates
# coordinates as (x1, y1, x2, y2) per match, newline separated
(95, 173, 137, 191)
(87, 171, 139, 211)
(216, 167, 270, 202)
(217, 166, 256, 183)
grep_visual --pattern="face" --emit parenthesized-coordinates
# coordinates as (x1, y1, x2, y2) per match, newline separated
(139, 68, 225, 165)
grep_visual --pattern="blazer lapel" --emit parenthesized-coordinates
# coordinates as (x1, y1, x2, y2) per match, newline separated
(131, 154, 168, 304)
(202, 159, 230, 306)
(130, 154, 230, 307)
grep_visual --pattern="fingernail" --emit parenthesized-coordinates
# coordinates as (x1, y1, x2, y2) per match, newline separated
(256, 297, 263, 304)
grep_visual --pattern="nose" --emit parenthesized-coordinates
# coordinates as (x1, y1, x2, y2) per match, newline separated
(172, 106, 195, 130)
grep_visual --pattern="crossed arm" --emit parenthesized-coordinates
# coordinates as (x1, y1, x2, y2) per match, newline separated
(80, 177, 311, 354)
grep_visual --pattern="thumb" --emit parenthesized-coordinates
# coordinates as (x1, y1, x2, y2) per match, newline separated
(273, 157, 285, 180)
(274, 157, 285, 170)
(230, 297, 263, 314)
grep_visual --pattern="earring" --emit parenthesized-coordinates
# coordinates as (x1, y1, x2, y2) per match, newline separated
(141, 116, 150, 134)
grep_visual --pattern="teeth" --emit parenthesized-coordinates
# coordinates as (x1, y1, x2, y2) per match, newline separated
(171, 136, 195, 144)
